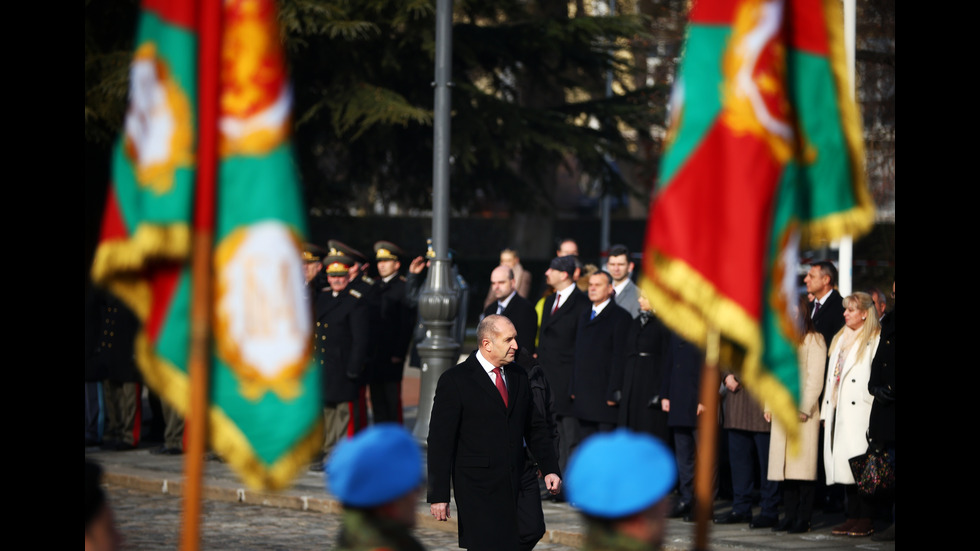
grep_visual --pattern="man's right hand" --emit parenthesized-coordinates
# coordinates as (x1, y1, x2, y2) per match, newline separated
(431, 502, 451, 521)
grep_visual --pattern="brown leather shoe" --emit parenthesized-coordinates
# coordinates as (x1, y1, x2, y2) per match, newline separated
(847, 518, 874, 537)
(831, 518, 858, 536)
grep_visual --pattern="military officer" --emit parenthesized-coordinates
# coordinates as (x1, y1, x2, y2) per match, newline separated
(326, 240, 380, 423)
(566, 429, 677, 550)
(302, 243, 328, 319)
(368, 241, 416, 425)
(311, 252, 372, 471)
(326, 424, 427, 551)
(88, 287, 144, 452)
(328, 239, 379, 304)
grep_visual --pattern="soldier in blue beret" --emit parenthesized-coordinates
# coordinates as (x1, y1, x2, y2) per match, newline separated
(566, 429, 677, 550)
(326, 423, 427, 551)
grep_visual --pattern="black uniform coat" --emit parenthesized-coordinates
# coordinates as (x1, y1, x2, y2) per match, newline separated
(810, 289, 845, 356)
(426, 352, 560, 550)
(351, 274, 381, 372)
(315, 287, 370, 404)
(569, 301, 632, 425)
(86, 287, 141, 383)
(537, 287, 592, 417)
(867, 309, 895, 447)
(617, 311, 671, 440)
(660, 333, 705, 429)
(482, 293, 539, 356)
(370, 275, 416, 382)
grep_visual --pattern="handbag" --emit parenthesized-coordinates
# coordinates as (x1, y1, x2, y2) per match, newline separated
(848, 447, 895, 497)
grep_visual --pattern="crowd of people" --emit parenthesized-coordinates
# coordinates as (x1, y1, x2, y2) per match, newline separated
(86, 235, 895, 550)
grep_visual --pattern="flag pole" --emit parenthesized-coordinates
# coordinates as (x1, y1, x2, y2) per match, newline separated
(180, 0, 221, 549)
(692, 327, 721, 551)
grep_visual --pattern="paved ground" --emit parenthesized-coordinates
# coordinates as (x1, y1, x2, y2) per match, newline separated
(91, 361, 896, 550)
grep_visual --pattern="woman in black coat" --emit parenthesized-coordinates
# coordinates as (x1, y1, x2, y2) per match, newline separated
(617, 294, 671, 442)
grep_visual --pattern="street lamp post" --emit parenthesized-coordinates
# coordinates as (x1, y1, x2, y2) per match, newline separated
(412, 0, 460, 445)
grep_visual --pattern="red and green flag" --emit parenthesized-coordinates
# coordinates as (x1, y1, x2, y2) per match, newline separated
(90, 0, 322, 490)
(639, 0, 875, 445)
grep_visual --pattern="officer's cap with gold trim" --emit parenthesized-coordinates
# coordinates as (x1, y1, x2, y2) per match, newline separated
(324, 253, 352, 276)
(327, 240, 368, 265)
(373, 241, 405, 262)
(302, 243, 327, 264)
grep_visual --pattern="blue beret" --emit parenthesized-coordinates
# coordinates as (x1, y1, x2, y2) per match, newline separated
(566, 429, 677, 518)
(326, 424, 422, 507)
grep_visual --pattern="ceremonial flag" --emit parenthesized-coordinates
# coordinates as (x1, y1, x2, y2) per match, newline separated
(90, 0, 322, 490)
(639, 0, 875, 443)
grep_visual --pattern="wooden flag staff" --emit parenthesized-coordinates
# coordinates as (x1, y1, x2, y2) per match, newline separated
(180, 0, 221, 549)
(692, 327, 721, 551)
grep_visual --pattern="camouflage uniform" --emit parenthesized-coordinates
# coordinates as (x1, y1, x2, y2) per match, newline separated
(582, 521, 660, 551)
(335, 509, 426, 551)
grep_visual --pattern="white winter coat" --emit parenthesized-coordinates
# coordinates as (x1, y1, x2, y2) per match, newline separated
(820, 329, 880, 485)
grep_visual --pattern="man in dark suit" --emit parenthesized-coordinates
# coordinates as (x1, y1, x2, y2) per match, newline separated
(310, 252, 371, 472)
(660, 331, 714, 520)
(805, 260, 845, 348)
(482, 265, 539, 356)
(803, 259, 845, 513)
(427, 315, 562, 550)
(367, 241, 416, 425)
(867, 281, 895, 542)
(537, 255, 592, 479)
(569, 270, 632, 442)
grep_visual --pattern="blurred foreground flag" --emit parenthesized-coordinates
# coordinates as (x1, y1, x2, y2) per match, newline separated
(640, 0, 875, 444)
(90, 0, 322, 490)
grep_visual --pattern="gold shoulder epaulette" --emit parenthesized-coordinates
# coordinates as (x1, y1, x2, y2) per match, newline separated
(349, 289, 362, 299)
(361, 275, 375, 285)
(399, 275, 407, 282)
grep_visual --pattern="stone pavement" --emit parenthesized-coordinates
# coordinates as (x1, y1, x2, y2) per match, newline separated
(90, 363, 896, 550)
(87, 430, 895, 549)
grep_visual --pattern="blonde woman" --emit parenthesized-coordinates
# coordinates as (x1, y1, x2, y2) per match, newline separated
(766, 295, 826, 534)
(819, 292, 881, 538)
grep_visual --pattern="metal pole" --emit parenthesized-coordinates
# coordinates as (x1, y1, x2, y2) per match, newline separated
(837, 0, 856, 296)
(413, 0, 461, 444)
(599, 0, 616, 257)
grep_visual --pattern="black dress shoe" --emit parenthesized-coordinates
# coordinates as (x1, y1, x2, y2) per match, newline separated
(669, 501, 691, 518)
(787, 519, 811, 534)
(772, 517, 795, 532)
(714, 511, 752, 524)
(103, 440, 138, 451)
(750, 515, 778, 529)
(150, 446, 182, 455)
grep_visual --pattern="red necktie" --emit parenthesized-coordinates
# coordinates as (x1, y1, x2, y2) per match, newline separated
(492, 367, 508, 407)
(551, 294, 561, 315)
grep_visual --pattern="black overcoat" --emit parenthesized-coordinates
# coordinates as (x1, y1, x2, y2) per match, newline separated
(426, 352, 560, 550)
(660, 333, 704, 429)
(867, 309, 895, 447)
(569, 301, 632, 425)
(618, 311, 671, 440)
(810, 289, 845, 356)
(536, 287, 591, 417)
(314, 287, 370, 404)
(370, 275, 416, 382)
